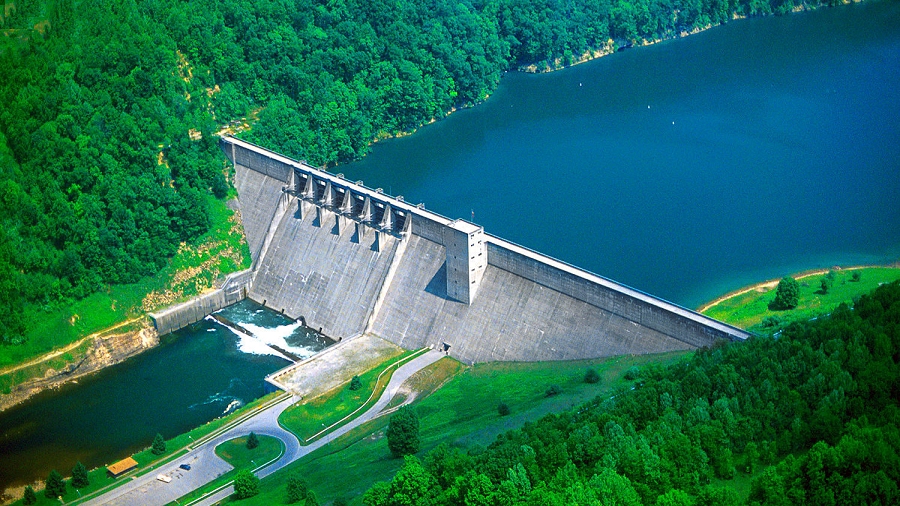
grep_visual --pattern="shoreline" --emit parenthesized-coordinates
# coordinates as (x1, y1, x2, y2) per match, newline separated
(696, 263, 890, 313)
(515, 2, 843, 75)
(0, 321, 159, 413)
(357, 0, 857, 160)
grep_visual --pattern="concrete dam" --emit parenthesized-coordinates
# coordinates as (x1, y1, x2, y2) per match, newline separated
(158, 136, 749, 364)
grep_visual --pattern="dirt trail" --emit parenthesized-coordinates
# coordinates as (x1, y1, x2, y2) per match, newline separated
(0, 318, 144, 376)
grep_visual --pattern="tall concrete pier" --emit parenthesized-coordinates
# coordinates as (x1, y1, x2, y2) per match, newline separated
(222, 137, 749, 363)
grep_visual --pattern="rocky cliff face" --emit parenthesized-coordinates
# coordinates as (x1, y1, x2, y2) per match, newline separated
(0, 324, 159, 412)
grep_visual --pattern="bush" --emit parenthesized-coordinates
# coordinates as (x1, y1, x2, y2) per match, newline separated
(820, 271, 835, 293)
(387, 406, 420, 457)
(584, 368, 601, 384)
(234, 470, 260, 499)
(624, 366, 641, 381)
(852, 271, 861, 282)
(152, 433, 166, 455)
(246, 431, 259, 450)
(286, 475, 307, 503)
(349, 375, 362, 391)
(498, 402, 511, 416)
(772, 276, 800, 310)
(761, 315, 783, 328)
(545, 385, 562, 397)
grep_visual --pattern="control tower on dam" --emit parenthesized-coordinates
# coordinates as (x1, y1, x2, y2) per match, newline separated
(221, 137, 750, 364)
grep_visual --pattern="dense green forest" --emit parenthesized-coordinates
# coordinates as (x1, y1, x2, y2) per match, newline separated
(0, 0, 845, 345)
(363, 281, 900, 505)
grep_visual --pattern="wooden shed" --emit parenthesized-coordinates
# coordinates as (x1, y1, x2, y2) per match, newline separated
(107, 457, 138, 478)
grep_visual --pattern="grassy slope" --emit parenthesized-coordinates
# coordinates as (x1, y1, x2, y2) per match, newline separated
(236, 352, 690, 505)
(0, 194, 251, 373)
(279, 349, 419, 442)
(10, 391, 285, 505)
(702, 266, 900, 331)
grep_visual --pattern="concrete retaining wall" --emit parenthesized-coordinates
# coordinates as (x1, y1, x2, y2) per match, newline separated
(231, 142, 293, 183)
(149, 270, 251, 336)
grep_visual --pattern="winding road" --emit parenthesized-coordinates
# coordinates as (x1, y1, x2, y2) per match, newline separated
(83, 350, 444, 506)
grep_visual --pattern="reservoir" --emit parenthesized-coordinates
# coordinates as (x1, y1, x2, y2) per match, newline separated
(2, 0, 899, 496)
(342, 0, 900, 308)
(0, 300, 328, 493)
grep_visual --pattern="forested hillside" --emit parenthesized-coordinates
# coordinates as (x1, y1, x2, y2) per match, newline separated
(0, 1, 227, 344)
(0, 0, 845, 345)
(364, 281, 900, 505)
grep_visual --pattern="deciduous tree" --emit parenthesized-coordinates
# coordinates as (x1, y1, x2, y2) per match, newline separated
(772, 276, 800, 309)
(233, 469, 259, 499)
(286, 474, 307, 503)
(387, 406, 420, 458)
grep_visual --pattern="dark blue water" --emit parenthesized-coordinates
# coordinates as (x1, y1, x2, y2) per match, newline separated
(342, 1, 900, 308)
(3, 1, 899, 496)
(0, 300, 327, 492)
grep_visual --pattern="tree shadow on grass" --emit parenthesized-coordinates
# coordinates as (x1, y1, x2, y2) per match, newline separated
(767, 300, 794, 311)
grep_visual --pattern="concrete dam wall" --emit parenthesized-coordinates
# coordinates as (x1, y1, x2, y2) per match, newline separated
(221, 137, 750, 364)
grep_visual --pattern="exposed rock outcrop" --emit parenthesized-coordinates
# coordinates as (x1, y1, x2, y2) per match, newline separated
(0, 323, 159, 412)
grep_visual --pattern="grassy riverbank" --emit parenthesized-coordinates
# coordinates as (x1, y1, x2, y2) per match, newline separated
(4, 391, 285, 505)
(0, 195, 250, 396)
(701, 265, 900, 331)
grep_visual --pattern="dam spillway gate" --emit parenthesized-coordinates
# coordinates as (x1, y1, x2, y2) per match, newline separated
(218, 136, 750, 364)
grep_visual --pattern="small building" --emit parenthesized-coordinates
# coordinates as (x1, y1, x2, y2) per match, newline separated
(107, 457, 138, 478)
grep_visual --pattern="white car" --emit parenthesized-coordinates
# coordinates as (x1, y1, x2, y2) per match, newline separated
(156, 474, 172, 483)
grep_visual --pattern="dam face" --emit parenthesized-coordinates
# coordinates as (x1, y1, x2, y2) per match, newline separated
(221, 137, 750, 364)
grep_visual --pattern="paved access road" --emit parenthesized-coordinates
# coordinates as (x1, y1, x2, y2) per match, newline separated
(84, 350, 444, 506)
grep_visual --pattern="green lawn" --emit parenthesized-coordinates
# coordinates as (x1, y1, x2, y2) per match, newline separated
(236, 351, 690, 505)
(278, 349, 421, 442)
(15, 467, 117, 506)
(215, 435, 284, 470)
(702, 266, 900, 331)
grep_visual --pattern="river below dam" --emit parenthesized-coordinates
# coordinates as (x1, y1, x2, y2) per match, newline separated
(0, 300, 328, 494)
(343, 0, 900, 308)
(2, 0, 900, 497)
